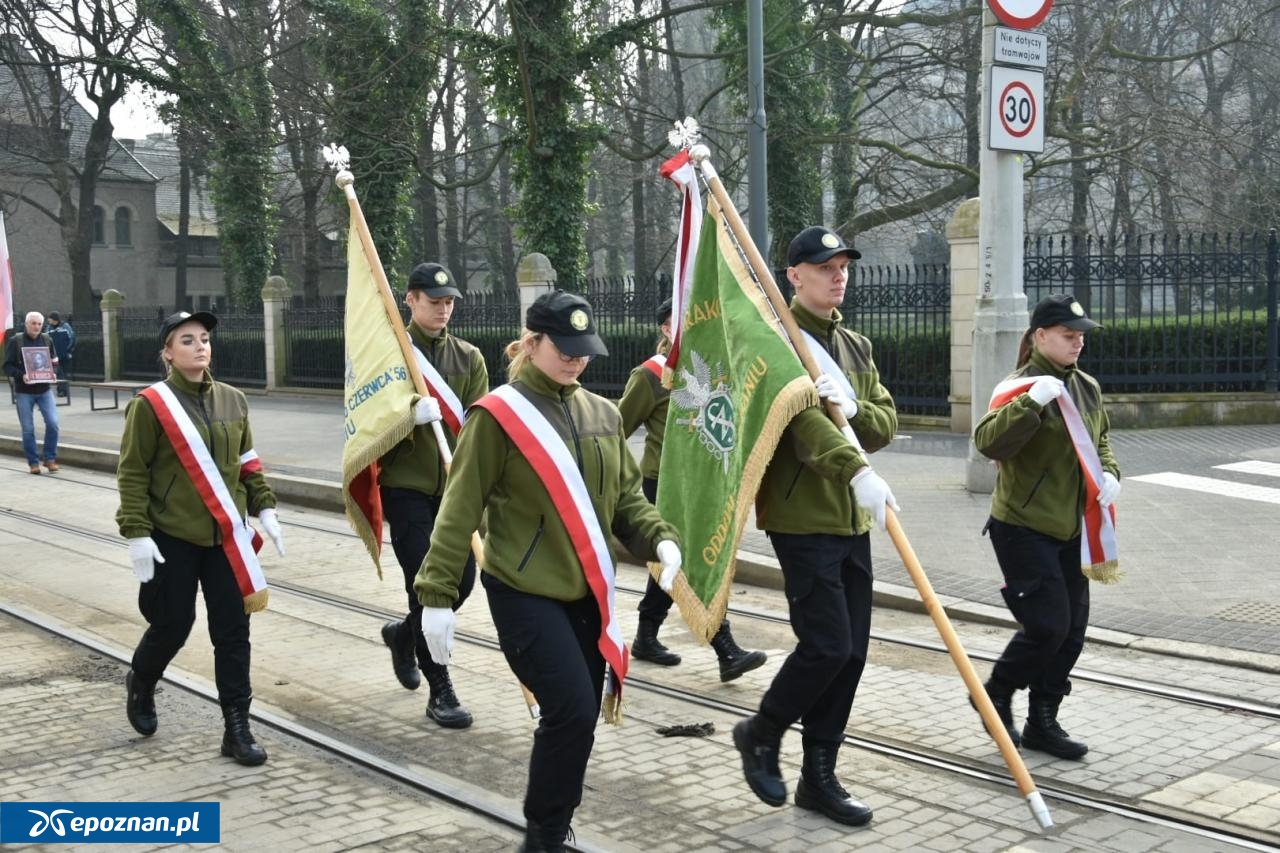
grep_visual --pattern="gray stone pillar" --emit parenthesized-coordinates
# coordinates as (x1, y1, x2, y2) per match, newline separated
(100, 289, 125, 381)
(261, 275, 291, 391)
(516, 253, 557, 323)
(947, 199, 980, 434)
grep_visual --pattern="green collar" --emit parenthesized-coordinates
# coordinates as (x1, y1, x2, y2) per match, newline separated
(167, 368, 213, 394)
(790, 298, 844, 338)
(408, 323, 450, 349)
(1029, 349, 1076, 380)
(517, 361, 581, 399)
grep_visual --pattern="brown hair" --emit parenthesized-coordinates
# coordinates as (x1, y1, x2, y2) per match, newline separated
(1015, 328, 1035, 368)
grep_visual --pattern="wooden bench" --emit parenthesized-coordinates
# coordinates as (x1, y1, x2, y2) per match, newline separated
(7, 377, 70, 406)
(89, 381, 151, 411)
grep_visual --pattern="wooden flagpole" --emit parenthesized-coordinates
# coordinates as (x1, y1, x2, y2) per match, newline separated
(688, 144, 1052, 829)
(330, 149, 540, 720)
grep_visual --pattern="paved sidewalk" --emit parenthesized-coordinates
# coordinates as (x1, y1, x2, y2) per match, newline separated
(4, 385, 1279, 664)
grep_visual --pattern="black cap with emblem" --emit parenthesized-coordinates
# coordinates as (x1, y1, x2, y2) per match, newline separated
(787, 225, 862, 266)
(656, 296, 673, 325)
(159, 310, 218, 344)
(526, 290, 609, 358)
(407, 262, 463, 298)
(1030, 293, 1101, 331)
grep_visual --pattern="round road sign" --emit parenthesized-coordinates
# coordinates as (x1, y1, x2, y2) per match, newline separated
(998, 79, 1037, 138)
(987, 0, 1053, 29)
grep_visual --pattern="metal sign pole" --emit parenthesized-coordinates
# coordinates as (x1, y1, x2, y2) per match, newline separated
(967, 7, 1029, 493)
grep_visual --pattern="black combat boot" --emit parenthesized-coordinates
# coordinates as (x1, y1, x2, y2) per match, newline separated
(968, 677, 1020, 746)
(1022, 693, 1088, 760)
(515, 816, 571, 853)
(794, 744, 873, 826)
(424, 663, 474, 729)
(630, 618, 681, 666)
(732, 714, 787, 807)
(709, 620, 767, 682)
(381, 620, 421, 690)
(220, 705, 268, 766)
(125, 670, 158, 737)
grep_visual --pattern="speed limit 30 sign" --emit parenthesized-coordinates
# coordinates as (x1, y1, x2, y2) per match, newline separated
(989, 65, 1044, 152)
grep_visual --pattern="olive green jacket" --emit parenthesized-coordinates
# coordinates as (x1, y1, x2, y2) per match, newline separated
(377, 323, 489, 497)
(617, 359, 668, 480)
(415, 363, 679, 607)
(116, 370, 276, 546)
(755, 300, 898, 536)
(973, 350, 1120, 541)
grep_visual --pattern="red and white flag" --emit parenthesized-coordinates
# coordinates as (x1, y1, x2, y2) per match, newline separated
(658, 150, 702, 383)
(0, 211, 14, 347)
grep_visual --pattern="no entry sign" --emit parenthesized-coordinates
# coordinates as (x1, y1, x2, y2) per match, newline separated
(989, 66, 1044, 152)
(987, 0, 1053, 30)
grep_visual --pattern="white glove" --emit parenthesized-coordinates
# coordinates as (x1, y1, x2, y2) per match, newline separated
(258, 508, 286, 556)
(655, 539, 682, 593)
(814, 373, 858, 420)
(1027, 376, 1065, 406)
(1098, 472, 1121, 508)
(414, 396, 442, 425)
(850, 467, 900, 530)
(421, 606, 456, 665)
(128, 536, 165, 583)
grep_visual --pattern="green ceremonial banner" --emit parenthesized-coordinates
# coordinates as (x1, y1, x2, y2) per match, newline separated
(657, 195, 818, 642)
(341, 231, 417, 577)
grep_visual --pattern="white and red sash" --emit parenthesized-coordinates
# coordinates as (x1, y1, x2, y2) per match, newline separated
(473, 384, 629, 722)
(989, 377, 1120, 582)
(412, 345, 467, 437)
(140, 382, 270, 611)
(800, 330, 856, 400)
(641, 354, 666, 380)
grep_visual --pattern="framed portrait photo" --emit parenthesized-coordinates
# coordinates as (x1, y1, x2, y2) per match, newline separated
(22, 347, 57, 383)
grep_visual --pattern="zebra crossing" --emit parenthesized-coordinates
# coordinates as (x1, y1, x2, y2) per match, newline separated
(1128, 460, 1280, 505)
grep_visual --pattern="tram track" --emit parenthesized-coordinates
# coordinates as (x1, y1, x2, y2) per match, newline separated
(11, 485, 1277, 721)
(4, 487, 1280, 850)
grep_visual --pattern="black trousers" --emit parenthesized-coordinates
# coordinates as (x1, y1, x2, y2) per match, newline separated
(759, 531, 873, 746)
(987, 517, 1089, 698)
(130, 528, 252, 710)
(633, 477, 676, 624)
(382, 486, 476, 672)
(483, 572, 603, 830)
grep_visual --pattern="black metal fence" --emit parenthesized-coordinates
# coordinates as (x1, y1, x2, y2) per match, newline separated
(72, 321, 104, 381)
(120, 304, 266, 388)
(1024, 230, 1280, 392)
(266, 270, 950, 413)
(119, 306, 170, 382)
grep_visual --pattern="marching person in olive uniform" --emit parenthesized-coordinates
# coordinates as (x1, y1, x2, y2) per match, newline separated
(973, 294, 1119, 760)
(378, 262, 488, 729)
(733, 226, 899, 827)
(414, 290, 683, 853)
(619, 296, 767, 681)
(118, 311, 286, 766)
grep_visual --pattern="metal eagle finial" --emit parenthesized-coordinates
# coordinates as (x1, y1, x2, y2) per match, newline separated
(668, 117, 700, 151)
(323, 143, 354, 189)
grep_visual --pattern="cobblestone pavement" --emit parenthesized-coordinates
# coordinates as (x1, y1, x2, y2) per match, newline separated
(1, 463, 1279, 851)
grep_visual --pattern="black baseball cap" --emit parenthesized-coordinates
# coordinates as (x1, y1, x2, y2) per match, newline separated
(407, 262, 463, 298)
(787, 226, 862, 266)
(656, 297, 673, 324)
(526, 290, 608, 358)
(160, 310, 217, 344)
(1030, 294, 1101, 331)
